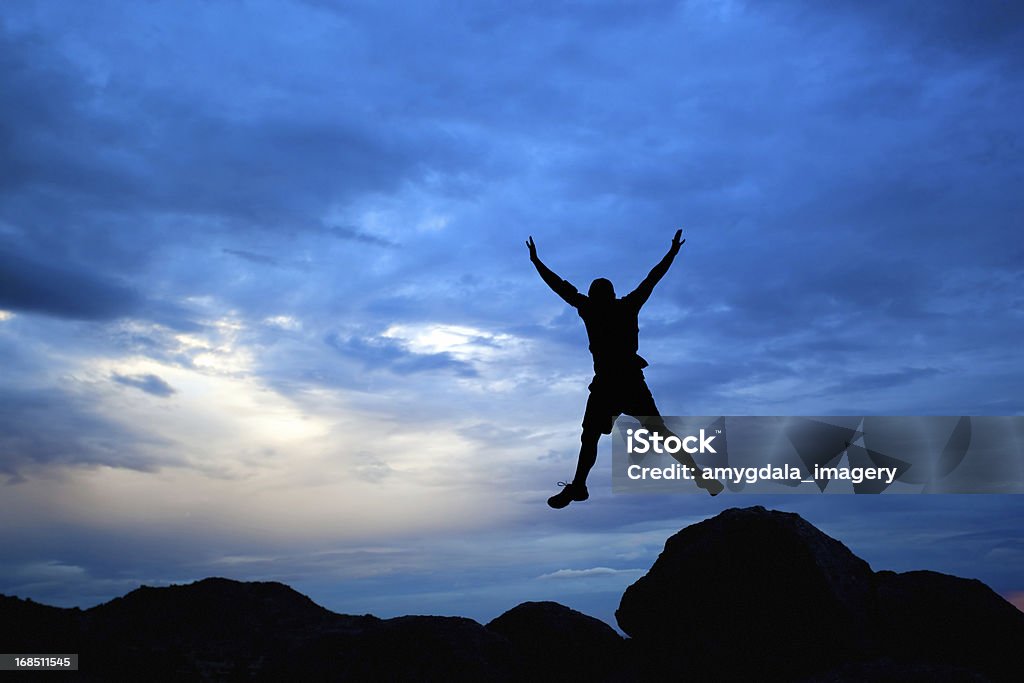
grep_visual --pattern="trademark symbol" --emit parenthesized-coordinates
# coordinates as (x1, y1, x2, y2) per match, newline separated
(716, 429, 722, 434)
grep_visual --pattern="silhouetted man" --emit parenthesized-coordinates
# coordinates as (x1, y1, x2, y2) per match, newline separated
(527, 229, 723, 508)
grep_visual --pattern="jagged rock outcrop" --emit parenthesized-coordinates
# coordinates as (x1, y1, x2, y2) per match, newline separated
(331, 615, 517, 682)
(3, 507, 1022, 681)
(487, 601, 627, 681)
(88, 578, 381, 680)
(871, 569, 1024, 681)
(616, 506, 1024, 682)
(616, 506, 875, 679)
(0, 594, 81, 653)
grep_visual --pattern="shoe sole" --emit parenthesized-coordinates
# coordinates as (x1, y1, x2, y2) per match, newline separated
(547, 488, 589, 508)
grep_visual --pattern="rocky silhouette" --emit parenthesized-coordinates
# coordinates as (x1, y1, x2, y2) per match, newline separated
(616, 506, 1024, 681)
(486, 601, 628, 681)
(3, 507, 1022, 681)
(616, 505, 876, 679)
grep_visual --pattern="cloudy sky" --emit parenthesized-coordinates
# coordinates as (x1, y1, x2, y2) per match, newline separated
(2, 0, 1023, 627)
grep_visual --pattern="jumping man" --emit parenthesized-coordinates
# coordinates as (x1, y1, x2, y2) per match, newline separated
(527, 229, 724, 508)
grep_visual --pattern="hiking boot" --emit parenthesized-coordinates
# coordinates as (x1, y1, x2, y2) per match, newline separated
(547, 481, 589, 509)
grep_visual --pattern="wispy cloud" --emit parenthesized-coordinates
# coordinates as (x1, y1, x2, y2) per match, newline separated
(327, 225, 398, 248)
(111, 372, 177, 397)
(222, 249, 281, 266)
(538, 567, 646, 580)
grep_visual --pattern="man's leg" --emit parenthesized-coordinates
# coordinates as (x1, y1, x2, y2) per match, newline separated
(638, 416, 696, 468)
(628, 377, 724, 497)
(573, 429, 601, 487)
(637, 415, 722, 495)
(548, 429, 601, 509)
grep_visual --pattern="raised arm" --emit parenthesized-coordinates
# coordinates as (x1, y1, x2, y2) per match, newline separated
(627, 229, 685, 307)
(526, 236, 584, 307)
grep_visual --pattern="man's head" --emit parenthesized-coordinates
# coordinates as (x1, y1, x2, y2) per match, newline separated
(588, 277, 616, 303)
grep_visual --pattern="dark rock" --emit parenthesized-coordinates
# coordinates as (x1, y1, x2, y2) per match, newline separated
(342, 615, 516, 682)
(616, 505, 876, 681)
(795, 657, 989, 682)
(0, 594, 80, 652)
(4, 507, 1023, 681)
(616, 506, 1024, 682)
(82, 577, 379, 681)
(872, 570, 1024, 682)
(487, 600, 628, 681)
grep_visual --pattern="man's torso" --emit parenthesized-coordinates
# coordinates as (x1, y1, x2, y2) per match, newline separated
(577, 296, 648, 375)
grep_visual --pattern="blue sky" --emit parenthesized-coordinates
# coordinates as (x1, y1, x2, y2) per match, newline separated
(1, 0, 1022, 627)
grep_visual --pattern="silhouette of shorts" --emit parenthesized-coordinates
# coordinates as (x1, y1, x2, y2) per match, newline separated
(582, 372, 660, 434)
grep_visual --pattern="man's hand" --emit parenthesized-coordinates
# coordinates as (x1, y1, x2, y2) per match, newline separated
(670, 229, 685, 253)
(526, 235, 538, 260)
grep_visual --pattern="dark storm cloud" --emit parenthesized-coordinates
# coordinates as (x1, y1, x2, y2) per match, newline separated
(3, 89, 434, 232)
(0, 240, 200, 329)
(0, 387, 180, 482)
(0, 248, 143, 320)
(0, 15, 468, 300)
(807, 1, 1024, 64)
(0, 29, 104, 195)
(126, 113, 433, 224)
(111, 372, 176, 397)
